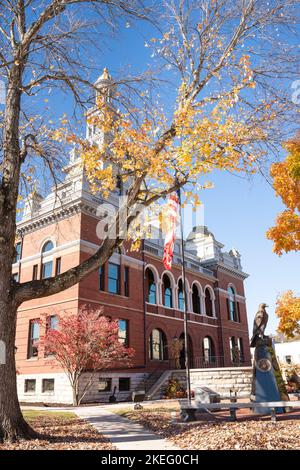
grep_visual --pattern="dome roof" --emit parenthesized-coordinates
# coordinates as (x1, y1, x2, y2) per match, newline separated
(186, 225, 215, 241)
(95, 67, 112, 84)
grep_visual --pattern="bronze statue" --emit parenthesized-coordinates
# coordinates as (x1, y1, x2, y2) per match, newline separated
(250, 303, 269, 347)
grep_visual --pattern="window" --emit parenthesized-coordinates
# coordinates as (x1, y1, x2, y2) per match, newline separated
(108, 263, 120, 294)
(28, 320, 40, 358)
(205, 288, 213, 317)
(178, 279, 185, 311)
(146, 268, 156, 304)
(55, 257, 61, 276)
(116, 175, 123, 195)
(162, 274, 172, 308)
(14, 242, 22, 263)
(24, 379, 36, 393)
(192, 284, 201, 314)
(12, 273, 19, 282)
(118, 319, 129, 346)
(124, 266, 129, 297)
(237, 338, 244, 363)
(99, 265, 105, 291)
(48, 315, 58, 331)
(32, 264, 38, 280)
(285, 355, 292, 364)
(236, 302, 241, 322)
(42, 379, 55, 393)
(45, 316, 58, 357)
(119, 377, 130, 392)
(42, 240, 54, 253)
(203, 336, 215, 363)
(41, 261, 53, 279)
(98, 378, 112, 392)
(227, 287, 237, 321)
(149, 329, 168, 360)
(230, 337, 240, 363)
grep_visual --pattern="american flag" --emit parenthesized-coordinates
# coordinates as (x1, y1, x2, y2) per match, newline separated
(163, 193, 179, 270)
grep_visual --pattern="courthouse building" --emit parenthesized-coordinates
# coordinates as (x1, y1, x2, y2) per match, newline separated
(13, 70, 251, 403)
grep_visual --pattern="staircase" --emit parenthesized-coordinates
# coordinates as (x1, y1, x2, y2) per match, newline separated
(133, 368, 172, 401)
(146, 370, 172, 400)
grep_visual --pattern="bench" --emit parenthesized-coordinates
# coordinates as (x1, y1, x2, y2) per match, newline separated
(180, 400, 300, 423)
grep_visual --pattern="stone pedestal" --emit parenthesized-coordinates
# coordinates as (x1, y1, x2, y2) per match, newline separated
(251, 338, 288, 414)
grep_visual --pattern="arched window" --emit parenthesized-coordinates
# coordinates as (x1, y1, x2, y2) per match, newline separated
(203, 336, 215, 364)
(205, 288, 213, 317)
(145, 268, 156, 304)
(162, 274, 172, 308)
(41, 240, 54, 279)
(192, 284, 201, 314)
(42, 240, 54, 253)
(228, 286, 236, 321)
(149, 329, 168, 360)
(178, 279, 185, 311)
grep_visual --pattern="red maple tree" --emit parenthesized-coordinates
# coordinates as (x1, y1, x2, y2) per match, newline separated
(41, 307, 135, 405)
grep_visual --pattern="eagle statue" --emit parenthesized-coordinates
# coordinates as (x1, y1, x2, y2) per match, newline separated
(250, 303, 269, 347)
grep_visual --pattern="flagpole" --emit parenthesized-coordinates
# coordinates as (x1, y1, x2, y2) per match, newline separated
(177, 185, 191, 402)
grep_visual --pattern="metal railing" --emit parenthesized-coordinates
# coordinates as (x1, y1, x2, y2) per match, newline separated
(168, 355, 251, 369)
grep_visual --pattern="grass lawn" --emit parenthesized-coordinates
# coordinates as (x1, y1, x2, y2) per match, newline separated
(0, 410, 115, 450)
(115, 406, 300, 450)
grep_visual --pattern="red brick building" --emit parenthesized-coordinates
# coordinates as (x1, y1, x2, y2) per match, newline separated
(13, 71, 251, 404)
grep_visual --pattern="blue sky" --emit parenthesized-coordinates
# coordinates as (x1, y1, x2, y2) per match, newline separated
(2, 11, 298, 335)
(72, 20, 299, 335)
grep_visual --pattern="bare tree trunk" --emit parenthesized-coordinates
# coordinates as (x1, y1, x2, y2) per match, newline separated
(71, 377, 80, 406)
(0, 300, 37, 441)
(0, 61, 36, 441)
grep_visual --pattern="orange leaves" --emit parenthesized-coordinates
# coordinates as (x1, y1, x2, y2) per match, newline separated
(276, 290, 300, 338)
(267, 136, 300, 255)
(266, 210, 300, 255)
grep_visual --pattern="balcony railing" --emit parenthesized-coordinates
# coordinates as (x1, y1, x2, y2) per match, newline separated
(168, 356, 251, 369)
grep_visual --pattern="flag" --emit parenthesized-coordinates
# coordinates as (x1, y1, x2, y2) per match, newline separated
(163, 193, 179, 270)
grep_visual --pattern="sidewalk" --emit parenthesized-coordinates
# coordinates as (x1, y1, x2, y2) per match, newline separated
(75, 406, 180, 451)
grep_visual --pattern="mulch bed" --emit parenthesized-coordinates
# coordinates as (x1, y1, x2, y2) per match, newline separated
(0, 413, 115, 450)
(119, 408, 300, 450)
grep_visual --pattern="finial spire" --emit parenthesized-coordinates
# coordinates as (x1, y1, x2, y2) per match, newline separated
(102, 67, 110, 80)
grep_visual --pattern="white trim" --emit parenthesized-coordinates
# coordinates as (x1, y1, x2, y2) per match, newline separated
(79, 298, 143, 313)
(146, 311, 219, 327)
(203, 284, 216, 317)
(216, 287, 246, 302)
(161, 270, 176, 308)
(17, 297, 79, 312)
(145, 264, 160, 305)
(40, 237, 56, 254)
(13, 238, 144, 269)
(190, 280, 203, 314)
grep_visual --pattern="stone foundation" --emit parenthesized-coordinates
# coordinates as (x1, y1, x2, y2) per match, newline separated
(17, 371, 149, 404)
(171, 367, 253, 396)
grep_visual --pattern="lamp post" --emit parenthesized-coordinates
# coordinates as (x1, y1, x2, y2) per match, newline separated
(177, 186, 191, 402)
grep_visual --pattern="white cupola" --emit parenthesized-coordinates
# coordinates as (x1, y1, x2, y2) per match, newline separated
(185, 226, 224, 261)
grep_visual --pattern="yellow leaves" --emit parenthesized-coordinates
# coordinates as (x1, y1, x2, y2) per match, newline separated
(267, 135, 300, 255)
(276, 290, 300, 337)
(267, 210, 300, 255)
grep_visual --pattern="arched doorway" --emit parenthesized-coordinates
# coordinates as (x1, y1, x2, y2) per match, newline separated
(179, 333, 193, 369)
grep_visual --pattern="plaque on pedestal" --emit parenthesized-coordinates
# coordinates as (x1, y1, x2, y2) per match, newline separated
(250, 304, 289, 414)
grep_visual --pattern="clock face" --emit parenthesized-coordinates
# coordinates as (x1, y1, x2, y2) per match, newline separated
(256, 358, 272, 372)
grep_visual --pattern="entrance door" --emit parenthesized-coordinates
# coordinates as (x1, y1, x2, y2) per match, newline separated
(179, 333, 193, 369)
